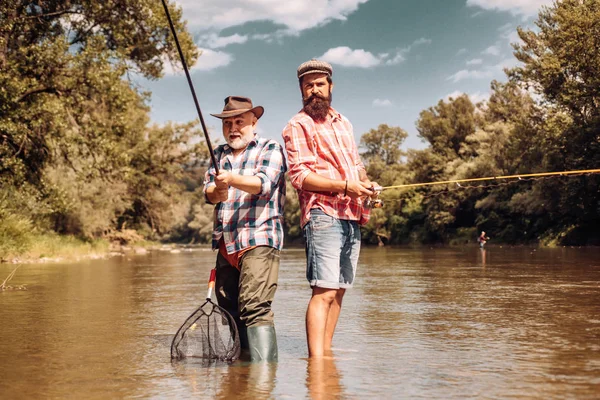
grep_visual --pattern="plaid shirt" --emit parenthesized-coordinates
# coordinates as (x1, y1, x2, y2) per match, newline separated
(282, 108, 370, 227)
(203, 135, 286, 254)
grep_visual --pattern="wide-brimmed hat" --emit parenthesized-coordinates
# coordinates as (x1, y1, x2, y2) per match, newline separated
(210, 96, 264, 119)
(297, 59, 333, 80)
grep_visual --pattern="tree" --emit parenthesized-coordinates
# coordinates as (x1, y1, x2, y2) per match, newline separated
(0, 1, 203, 242)
(360, 124, 407, 166)
(508, 0, 600, 244)
(416, 95, 476, 160)
(1, 1, 197, 188)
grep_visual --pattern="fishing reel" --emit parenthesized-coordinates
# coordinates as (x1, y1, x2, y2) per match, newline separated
(364, 186, 384, 209)
(364, 198, 384, 208)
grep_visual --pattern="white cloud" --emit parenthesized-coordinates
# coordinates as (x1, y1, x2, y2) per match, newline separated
(466, 58, 483, 65)
(192, 49, 233, 71)
(385, 51, 406, 66)
(199, 33, 248, 49)
(456, 48, 468, 56)
(482, 45, 500, 56)
(250, 30, 291, 43)
(319, 43, 422, 68)
(318, 37, 432, 68)
(320, 46, 382, 68)
(447, 58, 519, 82)
(412, 37, 432, 46)
(175, 0, 370, 32)
(164, 48, 233, 74)
(448, 69, 494, 83)
(384, 37, 431, 65)
(466, 0, 553, 17)
(445, 90, 490, 104)
(372, 98, 392, 107)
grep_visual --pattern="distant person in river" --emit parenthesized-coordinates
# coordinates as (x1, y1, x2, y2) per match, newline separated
(478, 231, 490, 249)
(203, 96, 286, 362)
(282, 59, 378, 358)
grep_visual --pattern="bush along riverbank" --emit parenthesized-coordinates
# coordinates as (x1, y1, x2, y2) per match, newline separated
(0, 227, 160, 264)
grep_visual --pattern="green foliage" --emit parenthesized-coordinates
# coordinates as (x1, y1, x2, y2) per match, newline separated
(417, 95, 476, 159)
(283, 178, 302, 242)
(185, 196, 217, 244)
(0, 0, 215, 253)
(0, 212, 34, 259)
(360, 124, 407, 165)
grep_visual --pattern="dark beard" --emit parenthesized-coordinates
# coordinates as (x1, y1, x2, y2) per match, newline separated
(302, 93, 332, 122)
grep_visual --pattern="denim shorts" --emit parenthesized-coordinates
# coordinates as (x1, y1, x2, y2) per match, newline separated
(303, 209, 361, 289)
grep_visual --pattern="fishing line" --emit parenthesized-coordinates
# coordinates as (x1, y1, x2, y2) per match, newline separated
(375, 168, 600, 191)
(368, 169, 600, 207)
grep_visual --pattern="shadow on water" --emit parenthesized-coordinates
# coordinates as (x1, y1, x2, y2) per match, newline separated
(1, 245, 599, 398)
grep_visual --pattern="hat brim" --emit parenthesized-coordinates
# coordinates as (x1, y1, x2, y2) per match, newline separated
(210, 106, 264, 120)
(298, 69, 331, 79)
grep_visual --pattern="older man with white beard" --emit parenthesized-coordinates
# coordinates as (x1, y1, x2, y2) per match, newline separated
(204, 96, 286, 362)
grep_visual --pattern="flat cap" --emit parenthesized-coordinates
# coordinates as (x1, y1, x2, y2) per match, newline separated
(297, 59, 333, 79)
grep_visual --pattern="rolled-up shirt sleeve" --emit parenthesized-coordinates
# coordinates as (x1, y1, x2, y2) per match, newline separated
(254, 141, 286, 197)
(282, 121, 315, 190)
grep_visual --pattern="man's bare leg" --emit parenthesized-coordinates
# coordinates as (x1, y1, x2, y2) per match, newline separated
(306, 287, 337, 357)
(323, 288, 345, 352)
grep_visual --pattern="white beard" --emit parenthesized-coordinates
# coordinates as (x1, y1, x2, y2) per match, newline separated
(227, 136, 250, 150)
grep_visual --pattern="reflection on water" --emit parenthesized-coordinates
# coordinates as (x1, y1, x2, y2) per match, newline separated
(306, 355, 344, 400)
(1, 246, 599, 399)
(171, 360, 277, 399)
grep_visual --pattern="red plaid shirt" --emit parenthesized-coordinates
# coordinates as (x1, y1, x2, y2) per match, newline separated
(282, 108, 370, 227)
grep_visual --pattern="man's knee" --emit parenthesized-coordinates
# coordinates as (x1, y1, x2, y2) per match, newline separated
(311, 287, 338, 304)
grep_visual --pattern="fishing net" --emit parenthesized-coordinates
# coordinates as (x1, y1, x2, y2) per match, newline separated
(171, 269, 241, 362)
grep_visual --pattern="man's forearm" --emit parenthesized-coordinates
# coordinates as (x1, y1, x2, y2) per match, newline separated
(301, 172, 345, 193)
(358, 168, 369, 182)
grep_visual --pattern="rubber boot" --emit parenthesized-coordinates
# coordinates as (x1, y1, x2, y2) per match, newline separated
(247, 325, 278, 362)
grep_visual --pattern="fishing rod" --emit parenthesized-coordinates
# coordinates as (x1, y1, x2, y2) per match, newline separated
(373, 168, 600, 191)
(160, 0, 219, 174)
(365, 168, 600, 208)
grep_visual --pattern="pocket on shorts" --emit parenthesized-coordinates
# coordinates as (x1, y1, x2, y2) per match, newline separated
(309, 210, 335, 231)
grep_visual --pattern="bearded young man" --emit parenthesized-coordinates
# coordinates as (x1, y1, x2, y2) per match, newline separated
(204, 96, 286, 362)
(282, 60, 378, 358)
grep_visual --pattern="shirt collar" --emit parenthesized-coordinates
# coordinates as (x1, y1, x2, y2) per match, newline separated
(328, 107, 342, 122)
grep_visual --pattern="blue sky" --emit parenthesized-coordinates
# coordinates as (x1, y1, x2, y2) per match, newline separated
(140, 0, 553, 150)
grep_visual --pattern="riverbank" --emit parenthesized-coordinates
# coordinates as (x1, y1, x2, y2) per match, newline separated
(0, 229, 161, 265)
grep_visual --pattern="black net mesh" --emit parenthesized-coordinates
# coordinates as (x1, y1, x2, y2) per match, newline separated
(171, 299, 241, 362)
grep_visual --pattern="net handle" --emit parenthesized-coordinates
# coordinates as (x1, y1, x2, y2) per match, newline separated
(206, 268, 216, 300)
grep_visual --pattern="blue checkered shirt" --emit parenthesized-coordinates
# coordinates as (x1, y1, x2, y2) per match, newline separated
(203, 135, 286, 254)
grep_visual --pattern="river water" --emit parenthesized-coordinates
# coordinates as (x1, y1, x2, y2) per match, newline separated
(1, 246, 599, 399)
